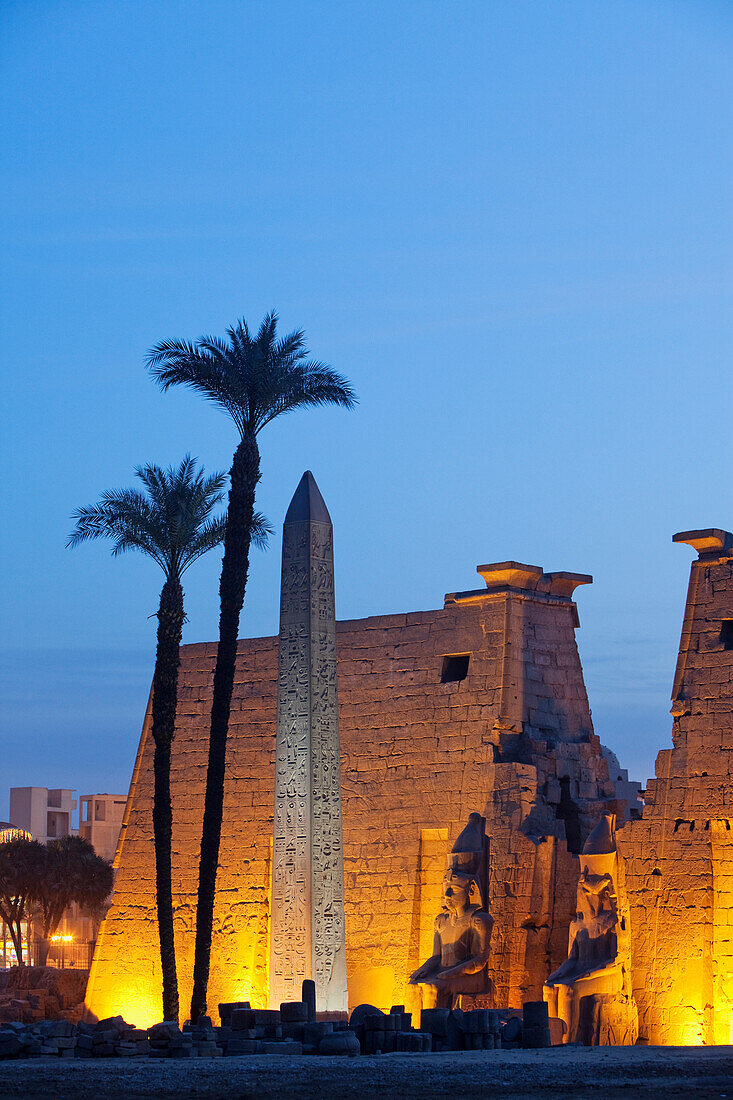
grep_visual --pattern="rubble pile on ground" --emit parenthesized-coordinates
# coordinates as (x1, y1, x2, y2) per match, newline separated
(0, 968, 87, 1024)
(0, 997, 557, 1059)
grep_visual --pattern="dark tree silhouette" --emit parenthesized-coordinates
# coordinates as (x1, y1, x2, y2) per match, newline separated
(0, 836, 45, 965)
(68, 456, 270, 1022)
(147, 313, 356, 1019)
(31, 836, 114, 965)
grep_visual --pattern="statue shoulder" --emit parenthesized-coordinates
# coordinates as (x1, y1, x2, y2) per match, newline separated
(470, 908, 494, 933)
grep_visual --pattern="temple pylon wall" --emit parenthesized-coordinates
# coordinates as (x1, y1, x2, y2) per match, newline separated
(618, 530, 733, 1046)
(85, 561, 637, 1028)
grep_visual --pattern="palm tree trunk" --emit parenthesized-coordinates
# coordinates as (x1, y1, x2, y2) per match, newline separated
(191, 434, 260, 1021)
(151, 575, 185, 1023)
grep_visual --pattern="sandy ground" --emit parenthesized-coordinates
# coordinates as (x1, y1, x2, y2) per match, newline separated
(0, 1045, 731, 1100)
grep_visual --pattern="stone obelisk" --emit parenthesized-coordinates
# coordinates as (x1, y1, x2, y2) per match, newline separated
(270, 471, 348, 1012)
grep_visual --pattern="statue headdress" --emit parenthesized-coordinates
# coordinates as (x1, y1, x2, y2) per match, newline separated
(446, 812, 490, 909)
(580, 812, 617, 881)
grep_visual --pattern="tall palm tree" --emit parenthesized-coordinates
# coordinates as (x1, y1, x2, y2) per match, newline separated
(147, 313, 356, 1019)
(68, 456, 270, 1023)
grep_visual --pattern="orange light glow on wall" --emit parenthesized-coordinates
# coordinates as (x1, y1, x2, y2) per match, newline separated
(673, 1006, 705, 1047)
(107, 992, 164, 1031)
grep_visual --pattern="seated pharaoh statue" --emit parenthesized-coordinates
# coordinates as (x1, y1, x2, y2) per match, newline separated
(409, 812, 493, 1010)
(543, 813, 638, 1045)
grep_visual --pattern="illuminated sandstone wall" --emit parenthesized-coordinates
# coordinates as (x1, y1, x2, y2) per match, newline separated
(86, 561, 633, 1027)
(619, 530, 733, 1045)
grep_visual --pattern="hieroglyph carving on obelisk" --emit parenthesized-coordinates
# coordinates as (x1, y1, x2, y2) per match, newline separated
(270, 471, 348, 1012)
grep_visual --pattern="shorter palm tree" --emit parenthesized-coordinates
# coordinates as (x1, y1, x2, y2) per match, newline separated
(68, 456, 269, 1023)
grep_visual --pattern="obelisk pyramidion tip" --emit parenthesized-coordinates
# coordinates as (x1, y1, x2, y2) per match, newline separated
(284, 470, 332, 525)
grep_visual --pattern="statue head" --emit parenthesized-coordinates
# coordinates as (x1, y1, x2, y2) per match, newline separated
(575, 814, 618, 919)
(446, 812, 489, 912)
(580, 813, 617, 884)
(442, 867, 482, 916)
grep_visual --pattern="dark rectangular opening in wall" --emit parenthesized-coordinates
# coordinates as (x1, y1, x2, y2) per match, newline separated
(721, 621, 733, 650)
(441, 654, 470, 683)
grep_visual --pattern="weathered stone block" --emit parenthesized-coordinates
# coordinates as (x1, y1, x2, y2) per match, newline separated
(521, 1025, 550, 1048)
(318, 1031, 360, 1056)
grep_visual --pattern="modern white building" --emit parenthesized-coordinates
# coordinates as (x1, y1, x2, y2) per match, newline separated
(79, 793, 126, 863)
(8, 787, 76, 844)
(3, 787, 126, 968)
(8, 787, 127, 862)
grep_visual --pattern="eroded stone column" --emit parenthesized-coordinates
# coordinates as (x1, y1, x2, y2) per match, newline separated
(270, 471, 348, 1012)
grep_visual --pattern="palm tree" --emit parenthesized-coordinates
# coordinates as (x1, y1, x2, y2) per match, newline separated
(0, 836, 45, 965)
(31, 835, 114, 967)
(146, 313, 356, 1019)
(68, 456, 270, 1023)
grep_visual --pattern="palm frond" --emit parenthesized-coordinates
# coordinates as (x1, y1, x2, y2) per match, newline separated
(144, 338, 200, 370)
(146, 312, 357, 439)
(257, 360, 357, 431)
(145, 341, 249, 435)
(255, 311, 279, 348)
(179, 517, 228, 573)
(250, 510, 273, 550)
(68, 492, 169, 572)
(68, 457, 230, 581)
(179, 509, 271, 573)
(273, 329, 307, 362)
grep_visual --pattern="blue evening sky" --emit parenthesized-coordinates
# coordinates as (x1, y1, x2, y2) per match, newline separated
(1, 0, 731, 821)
